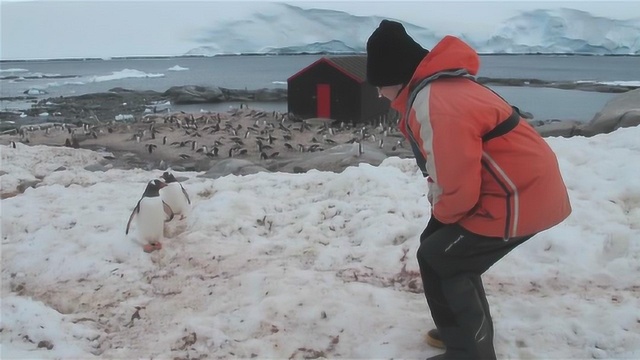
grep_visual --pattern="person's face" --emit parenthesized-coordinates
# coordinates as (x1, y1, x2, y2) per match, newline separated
(377, 84, 404, 101)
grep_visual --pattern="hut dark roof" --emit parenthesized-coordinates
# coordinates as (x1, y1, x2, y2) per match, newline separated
(325, 56, 367, 82)
(288, 55, 367, 83)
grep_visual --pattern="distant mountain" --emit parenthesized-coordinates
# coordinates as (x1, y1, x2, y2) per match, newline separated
(185, 4, 640, 56)
(185, 3, 440, 56)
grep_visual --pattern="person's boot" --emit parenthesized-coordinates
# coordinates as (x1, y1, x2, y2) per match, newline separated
(425, 328, 445, 349)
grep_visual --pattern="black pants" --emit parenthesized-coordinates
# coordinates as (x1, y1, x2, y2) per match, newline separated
(417, 216, 533, 359)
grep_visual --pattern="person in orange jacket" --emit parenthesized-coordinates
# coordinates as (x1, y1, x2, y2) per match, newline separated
(366, 20, 571, 359)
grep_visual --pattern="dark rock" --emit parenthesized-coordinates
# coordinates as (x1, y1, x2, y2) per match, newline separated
(477, 77, 639, 93)
(162, 85, 288, 104)
(84, 163, 109, 172)
(198, 159, 269, 179)
(37, 340, 54, 350)
(280, 143, 388, 173)
(164, 85, 225, 104)
(17, 179, 41, 193)
(532, 119, 583, 138)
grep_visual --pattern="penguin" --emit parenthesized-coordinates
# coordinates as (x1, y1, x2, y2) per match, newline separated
(10, 141, 16, 149)
(126, 179, 174, 253)
(160, 171, 191, 220)
(146, 144, 157, 154)
(162, 136, 167, 145)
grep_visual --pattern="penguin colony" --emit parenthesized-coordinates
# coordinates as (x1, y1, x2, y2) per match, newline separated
(125, 171, 191, 253)
(2, 108, 409, 171)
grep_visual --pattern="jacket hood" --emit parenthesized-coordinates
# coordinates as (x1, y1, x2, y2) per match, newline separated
(412, 35, 479, 82)
(391, 35, 480, 110)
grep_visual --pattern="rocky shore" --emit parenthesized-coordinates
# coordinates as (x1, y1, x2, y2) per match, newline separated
(1, 86, 638, 185)
(1, 77, 637, 127)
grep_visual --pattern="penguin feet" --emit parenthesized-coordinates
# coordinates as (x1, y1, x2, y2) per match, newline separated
(143, 241, 163, 253)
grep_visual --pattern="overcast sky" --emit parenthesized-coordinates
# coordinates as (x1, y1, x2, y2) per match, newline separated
(1, 1, 639, 60)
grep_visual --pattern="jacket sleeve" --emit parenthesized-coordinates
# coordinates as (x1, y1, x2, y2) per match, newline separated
(428, 111, 483, 224)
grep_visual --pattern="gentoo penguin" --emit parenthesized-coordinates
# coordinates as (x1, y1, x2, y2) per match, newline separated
(160, 171, 191, 220)
(126, 179, 174, 253)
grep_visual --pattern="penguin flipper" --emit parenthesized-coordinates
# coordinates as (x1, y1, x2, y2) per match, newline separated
(126, 201, 141, 234)
(180, 184, 191, 205)
(163, 201, 175, 222)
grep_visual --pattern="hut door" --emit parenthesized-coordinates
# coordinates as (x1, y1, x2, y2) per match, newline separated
(316, 83, 330, 118)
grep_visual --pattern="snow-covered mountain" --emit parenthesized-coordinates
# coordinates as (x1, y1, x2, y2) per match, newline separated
(186, 4, 640, 56)
(186, 3, 450, 56)
(483, 8, 640, 54)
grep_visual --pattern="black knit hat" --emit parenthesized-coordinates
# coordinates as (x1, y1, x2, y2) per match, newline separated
(366, 20, 429, 87)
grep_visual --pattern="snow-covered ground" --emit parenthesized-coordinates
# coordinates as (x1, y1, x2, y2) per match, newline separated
(1, 126, 639, 359)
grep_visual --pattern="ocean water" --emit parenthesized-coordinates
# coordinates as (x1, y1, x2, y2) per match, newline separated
(1, 55, 639, 122)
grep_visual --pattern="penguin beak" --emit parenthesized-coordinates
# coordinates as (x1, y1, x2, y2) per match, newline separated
(157, 180, 168, 189)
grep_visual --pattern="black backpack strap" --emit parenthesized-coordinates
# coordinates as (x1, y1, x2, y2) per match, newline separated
(482, 107, 521, 142)
(403, 69, 525, 176)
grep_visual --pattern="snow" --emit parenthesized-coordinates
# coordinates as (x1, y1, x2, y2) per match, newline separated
(88, 69, 165, 83)
(1, 125, 640, 359)
(0, 68, 29, 73)
(167, 65, 189, 72)
(2, 2, 640, 60)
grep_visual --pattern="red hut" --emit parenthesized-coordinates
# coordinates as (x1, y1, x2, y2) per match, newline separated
(287, 55, 390, 124)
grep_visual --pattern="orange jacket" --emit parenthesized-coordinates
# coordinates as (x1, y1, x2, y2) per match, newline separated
(390, 36, 571, 238)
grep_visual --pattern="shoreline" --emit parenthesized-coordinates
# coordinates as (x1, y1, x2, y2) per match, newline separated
(1, 78, 636, 127)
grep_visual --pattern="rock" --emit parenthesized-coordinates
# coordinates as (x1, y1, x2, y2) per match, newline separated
(198, 159, 270, 179)
(477, 77, 638, 93)
(17, 179, 41, 193)
(530, 119, 583, 138)
(163, 85, 287, 104)
(84, 163, 109, 172)
(219, 87, 287, 102)
(281, 143, 388, 173)
(54, 166, 67, 172)
(164, 85, 225, 104)
(37, 340, 54, 350)
(580, 88, 640, 136)
(615, 110, 640, 130)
